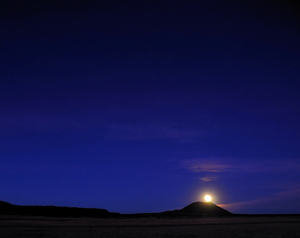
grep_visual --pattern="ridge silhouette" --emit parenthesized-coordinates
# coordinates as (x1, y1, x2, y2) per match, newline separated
(0, 201, 118, 218)
(0, 201, 232, 218)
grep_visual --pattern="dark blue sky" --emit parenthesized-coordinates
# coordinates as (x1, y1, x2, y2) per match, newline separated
(1, 0, 300, 214)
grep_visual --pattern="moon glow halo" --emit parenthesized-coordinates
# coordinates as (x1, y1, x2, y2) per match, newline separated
(204, 195, 212, 202)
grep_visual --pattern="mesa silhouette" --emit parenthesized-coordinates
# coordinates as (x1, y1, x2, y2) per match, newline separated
(0, 201, 232, 218)
(0, 201, 118, 218)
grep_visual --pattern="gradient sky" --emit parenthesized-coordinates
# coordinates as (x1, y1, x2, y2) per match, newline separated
(1, 0, 300, 214)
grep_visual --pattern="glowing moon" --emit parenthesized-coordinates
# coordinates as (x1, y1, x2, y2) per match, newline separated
(204, 195, 212, 202)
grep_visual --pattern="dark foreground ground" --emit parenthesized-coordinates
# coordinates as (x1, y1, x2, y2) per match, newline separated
(1, 215, 300, 238)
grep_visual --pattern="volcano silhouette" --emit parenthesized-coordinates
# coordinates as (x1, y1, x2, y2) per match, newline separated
(178, 202, 232, 216)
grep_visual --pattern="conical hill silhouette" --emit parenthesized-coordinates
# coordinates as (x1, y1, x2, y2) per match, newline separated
(179, 202, 232, 216)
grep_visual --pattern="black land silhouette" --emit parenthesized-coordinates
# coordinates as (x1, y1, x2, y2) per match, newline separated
(179, 202, 232, 216)
(0, 201, 232, 218)
(0, 201, 118, 218)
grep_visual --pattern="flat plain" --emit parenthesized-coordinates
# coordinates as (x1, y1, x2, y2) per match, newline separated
(1, 215, 300, 238)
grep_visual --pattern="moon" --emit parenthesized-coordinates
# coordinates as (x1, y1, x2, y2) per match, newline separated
(204, 195, 212, 202)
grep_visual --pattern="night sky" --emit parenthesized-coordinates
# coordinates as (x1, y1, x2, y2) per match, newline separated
(1, 0, 300, 214)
